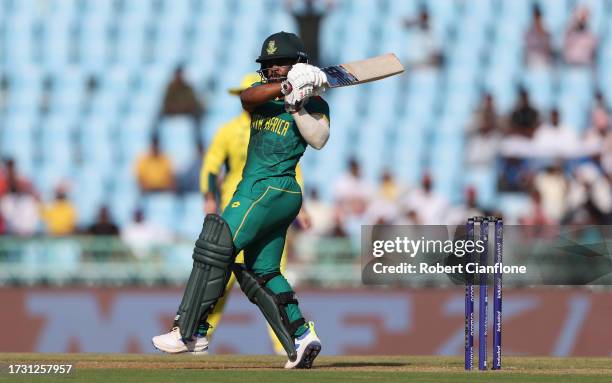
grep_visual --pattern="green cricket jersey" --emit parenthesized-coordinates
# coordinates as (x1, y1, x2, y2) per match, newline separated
(241, 94, 330, 183)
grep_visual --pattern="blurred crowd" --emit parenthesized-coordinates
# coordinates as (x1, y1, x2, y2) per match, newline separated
(1, 0, 611, 246)
(304, 159, 488, 245)
(465, 4, 612, 225)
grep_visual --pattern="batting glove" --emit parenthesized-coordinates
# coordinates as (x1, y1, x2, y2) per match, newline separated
(284, 83, 314, 112)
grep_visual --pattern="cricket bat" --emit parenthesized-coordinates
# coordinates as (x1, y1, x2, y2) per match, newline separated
(321, 53, 404, 88)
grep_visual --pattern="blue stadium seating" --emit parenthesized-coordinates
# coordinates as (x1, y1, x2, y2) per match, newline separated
(522, 68, 554, 110)
(159, 116, 197, 171)
(1, 0, 610, 234)
(0, 114, 35, 176)
(177, 192, 205, 239)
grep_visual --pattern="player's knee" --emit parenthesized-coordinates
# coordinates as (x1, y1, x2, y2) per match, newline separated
(193, 214, 235, 265)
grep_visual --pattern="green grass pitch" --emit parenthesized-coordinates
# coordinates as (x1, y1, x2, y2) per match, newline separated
(1, 354, 611, 383)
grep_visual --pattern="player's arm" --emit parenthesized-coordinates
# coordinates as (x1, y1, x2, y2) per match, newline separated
(291, 110, 329, 150)
(240, 83, 285, 113)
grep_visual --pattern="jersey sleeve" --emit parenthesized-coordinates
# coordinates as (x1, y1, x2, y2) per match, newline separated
(304, 96, 330, 122)
(200, 123, 231, 194)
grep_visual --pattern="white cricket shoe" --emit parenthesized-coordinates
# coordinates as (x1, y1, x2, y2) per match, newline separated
(152, 327, 209, 354)
(284, 322, 321, 369)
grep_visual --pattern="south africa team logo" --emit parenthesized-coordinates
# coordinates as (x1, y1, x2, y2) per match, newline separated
(266, 41, 277, 55)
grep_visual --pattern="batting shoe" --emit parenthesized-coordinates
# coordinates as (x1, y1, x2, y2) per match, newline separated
(284, 322, 322, 369)
(152, 327, 209, 355)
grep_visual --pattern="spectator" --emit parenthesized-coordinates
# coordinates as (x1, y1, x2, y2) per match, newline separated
(447, 187, 484, 225)
(0, 162, 6, 197)
(524, 4, 553, 69)
(377, 170, 402, 202)
(564, 164, 612, 224)
(286, 0, 332, 66)
(303, 188, 334, 236)
(329, 212, 348, 238)
(333, 157, 374, 240)
(39, 75, 53, 115)
(590, 90, 610, 126)
(466, 123, 500, 167)
(135, 135, 175, 193)
(80, 75, 99, 115)
(87, 206, 120, 236)
(509, 87, 539, 137)
(519, 189, 554, 225)
(563, 6, 597, 66)
(332, 157, 374, 218)
(0, 178, 39, 236)
(121, 209, 172, 259)
(160, 65, 205, 141)
(469, 92, 502, 133)
(364, 170, 404, 224)
(532, 108, 578, 157)
(497, 156, 531, 192)
(177, 141, 205, 194)
(395, 209, 421, 225)
(466, 95, 501, 167)
(583, 98, 610, 156)
(403, 5, 444, 69)
(0, 73, 9, 113)
(601, 129, 612, 177)
(41, 186, 77, 236)
(400, 173, 449, 224)
(533, 164, 568, 222)
(0, 158, 35, 197)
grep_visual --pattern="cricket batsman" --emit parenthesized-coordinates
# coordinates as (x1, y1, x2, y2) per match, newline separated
(185, 72, 310, 356)
(152, 31, 330, 369)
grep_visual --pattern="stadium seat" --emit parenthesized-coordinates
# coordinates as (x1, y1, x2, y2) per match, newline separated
(41, 17, 73, 70)
(79, 116, 115, 167)
(143, 193, 178, 230)
(463, 166, 497, 208)
(462, 0, 494, 24)
(108, 186, 139, 228)
(539, 0, 570, 35)
(497, 192, 531, 223)
(3, 15, 35, 69)
(0, 113, 35, 176)
(523, 68, 554, 110)
(483, 66, 518, 113)
(40, 116, 75, 174)
(177, 192, 205, 239)
(557, 92, 589, 131)
(77, 16, 111, 73)
(499, 0, 531, 29)
(72, 165, 107, 208)
(159, 116, 197, 171)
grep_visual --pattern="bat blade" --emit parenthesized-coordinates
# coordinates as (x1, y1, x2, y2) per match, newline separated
(321, 53, 404, 88)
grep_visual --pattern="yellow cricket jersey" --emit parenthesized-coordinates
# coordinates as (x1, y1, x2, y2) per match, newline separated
(200, 111, 304, 210)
